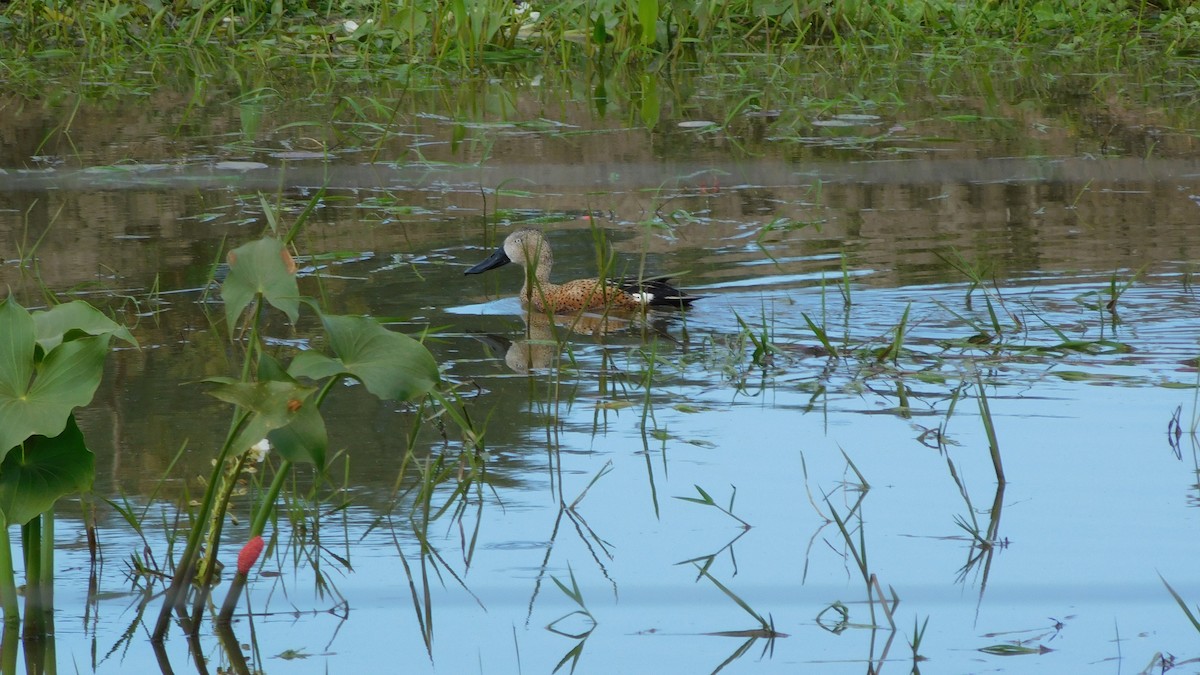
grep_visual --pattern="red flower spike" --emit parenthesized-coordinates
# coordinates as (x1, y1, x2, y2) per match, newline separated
(237, 536, 265, 576)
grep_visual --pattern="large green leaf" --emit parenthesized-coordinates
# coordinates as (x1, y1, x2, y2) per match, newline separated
(0, 324, 110, 462)
(267, 403, 327, 467)
(287, 350, 345, 381)
(33, 301, 137, 353)
(221, 238, 300, 331)
(0, 298, 34, 402)
(288, 314, 439, 401)
(206, 379, 316, 457)
(0, 415, 94, 526)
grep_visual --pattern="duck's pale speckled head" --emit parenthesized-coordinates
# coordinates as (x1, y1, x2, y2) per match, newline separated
(464, 228, 552, 282)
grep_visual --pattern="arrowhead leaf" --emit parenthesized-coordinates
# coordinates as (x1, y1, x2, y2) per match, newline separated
(221, 238, 300, 331)
(267, 403, 327, 467)
(206, 379, 316, 457)
(288, 314, 439, 402)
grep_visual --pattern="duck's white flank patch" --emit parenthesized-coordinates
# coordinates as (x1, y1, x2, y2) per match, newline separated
(632, 292, 654, 305)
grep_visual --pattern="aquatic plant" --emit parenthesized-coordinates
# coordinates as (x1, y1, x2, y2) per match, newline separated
(0, 297, 135, 637)
(1, 0, 1199, 95)
(149, 219, 445, 642)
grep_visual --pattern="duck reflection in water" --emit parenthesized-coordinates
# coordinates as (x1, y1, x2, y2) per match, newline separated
(473, 311, 685, 373)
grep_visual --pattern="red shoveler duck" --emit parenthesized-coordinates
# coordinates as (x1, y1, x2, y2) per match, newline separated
(464, 228, 701, 313)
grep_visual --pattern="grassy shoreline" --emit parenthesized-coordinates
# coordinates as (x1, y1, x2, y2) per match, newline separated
(0, 1, 1196, 96)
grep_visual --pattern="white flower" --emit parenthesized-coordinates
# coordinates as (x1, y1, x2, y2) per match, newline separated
(343, 19, 359, 33)
(248, 438, 272, 464)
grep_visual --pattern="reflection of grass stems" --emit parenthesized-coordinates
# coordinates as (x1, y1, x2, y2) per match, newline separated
(976, 377, 1005, 484)
(695, 564, 771, 631)
(826, 500, 869, 585)
(639, 339, 658, 432)
(1070, 178, 1093, 208)
(548, 563, 595, 673)
(17, 200, 62, 271)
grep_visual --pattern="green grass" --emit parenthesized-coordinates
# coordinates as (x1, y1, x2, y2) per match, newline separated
(2, 1, 1199, 102)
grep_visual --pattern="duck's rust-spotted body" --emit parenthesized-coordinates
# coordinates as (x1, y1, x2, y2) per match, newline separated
(464, 229, 700, 313)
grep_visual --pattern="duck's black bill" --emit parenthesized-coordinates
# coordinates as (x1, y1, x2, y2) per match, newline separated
(464, 247, 511, 275)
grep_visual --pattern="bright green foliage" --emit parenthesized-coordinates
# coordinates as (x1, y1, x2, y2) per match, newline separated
(221, 237, 300, 331)
(157, 233, 446, 639)
(267, 404, 328, 467)
(1, 0, 1199, 95)
(205, 378, 318, 460)
(289, 313, 440, 402)
(0, 298, 126, 463)
(0, 293, 127, 629)
(32, 300, 135, 353)
(0, 416, 94, 526)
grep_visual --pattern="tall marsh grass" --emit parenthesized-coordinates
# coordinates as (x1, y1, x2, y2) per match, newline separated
(1, 0, 1197, 82)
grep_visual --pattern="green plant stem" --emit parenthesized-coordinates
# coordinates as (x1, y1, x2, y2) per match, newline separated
(152, 294, 265, 641)
(217, 457, 292, 625)
(0, 525, 17, 624)
(250, 459, 292, 537)
(216, 348, 336, 626)
(0, 621, 15, 673)
(189, 452, 252, 622)
(39, 507, 53, 607)
(21, 518, 42, 638)
(150, 410, 250, 642)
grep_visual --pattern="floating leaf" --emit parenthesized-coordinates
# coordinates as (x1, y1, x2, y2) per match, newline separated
(0, 415, 94, 525)
(979, 643, 1050, 655)
(596, 400, 632, 410)
(221, 238, 300, 331)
